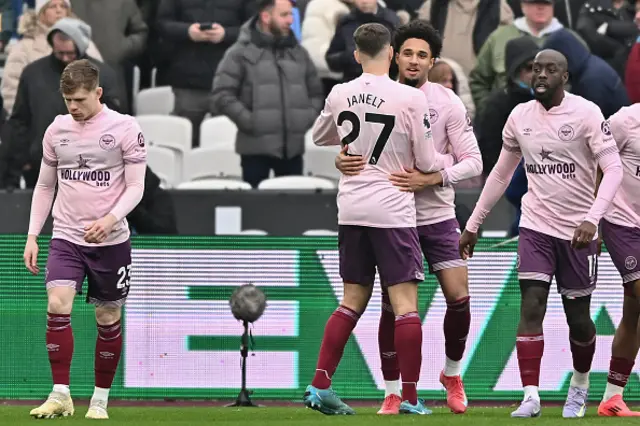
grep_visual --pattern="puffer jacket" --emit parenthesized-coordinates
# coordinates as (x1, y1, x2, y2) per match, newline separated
(211, 18, 324, 160)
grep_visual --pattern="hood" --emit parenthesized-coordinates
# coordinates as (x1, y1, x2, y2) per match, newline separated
(237, 16, 298, 49)
(505, 35, 539, 80)
(47, 17, 92, 57)
(543, 29, 590, 76)
(513, 16, 564, 37)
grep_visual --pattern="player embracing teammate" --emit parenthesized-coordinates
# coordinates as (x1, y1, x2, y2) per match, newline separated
(24, 59, 146, 420)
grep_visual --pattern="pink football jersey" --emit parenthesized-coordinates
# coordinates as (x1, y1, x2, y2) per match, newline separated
(605, 104, 640, 228)
(502, 93, 619, 240)
(30, 106, 147, 245)
(415, 82, 482, 226)
(312, 73, 453, 227)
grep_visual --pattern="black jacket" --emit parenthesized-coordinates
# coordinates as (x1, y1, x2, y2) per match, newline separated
(128, 166, 178, 235)
(326, 7, 399, 83)
(576, 0, 639, 78)
(0, 55, 121, 188)
(156, 0, 256, 90)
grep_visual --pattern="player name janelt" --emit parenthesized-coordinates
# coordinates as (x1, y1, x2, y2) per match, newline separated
(347, 93, 385, 109)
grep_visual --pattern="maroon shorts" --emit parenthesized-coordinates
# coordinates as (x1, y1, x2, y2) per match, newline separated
(338, 225, 424, 287)
(418, 219, 466, 273)
(602, 220, 640, 295)
(517, 227, 598, 298)
(45, 238, 132, 307)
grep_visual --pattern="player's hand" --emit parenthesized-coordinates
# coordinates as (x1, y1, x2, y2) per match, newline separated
(571, 221, 597, 249)
(389, 168, 440, 192)
(335, 145, 366, 176)
(24, 236, 40, 275)
(459, 230, 478, 260)
(84, 214, 118, 244)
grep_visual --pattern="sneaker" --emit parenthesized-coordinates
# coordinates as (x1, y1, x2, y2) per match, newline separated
(29, 391, 75, 419)
(377, 394, 401, 415)
(562, 386, 587, 418)
(86, 399, 109, 420)
(598, 395, 640, 417)
(303, 385, 355, 415)
(399, 399, 432, 415)
(440, 371, 468, 414)
(510, 397, 541, 418)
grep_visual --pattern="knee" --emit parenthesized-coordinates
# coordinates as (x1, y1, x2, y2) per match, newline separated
(95, 307, 122, 326)
(387, 283, 418, 316)
(520, 298, 545, 326)
(47, 293, 74, 315)
(566, 315, 595, 341)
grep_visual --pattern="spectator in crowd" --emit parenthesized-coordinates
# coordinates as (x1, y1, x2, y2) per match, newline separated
(0, 18, 121, 189)
(576, 0, 639, 78)
(476, 36, 539, 235)
(157, 0, 255, 148)
(384, 0, 423, 21)
(469, 0, 585, 118)
(508, 0, 585, 28)
(71, 0, 148, 114)
(428, 57, 476, 120)
(0, 0, 15, 50)
(418, 0, 514, 75)
(326, 0, 399, 83)
(1, 0, 102, 115)
(301, 0, 350, 95)
(544, 28, 630, 117)
(627, 34, 640, 102)
(212, 0, 323, 188)
(128, 166, 178, 235)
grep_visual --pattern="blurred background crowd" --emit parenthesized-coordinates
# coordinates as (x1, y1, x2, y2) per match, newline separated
(0, 0, 637, 235)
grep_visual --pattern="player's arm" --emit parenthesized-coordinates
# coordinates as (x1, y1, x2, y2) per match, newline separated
(440, 101, 483, 187)
(410, 93, 455, 173)
(312, 95, 340, 146)
(460, 114, 522, 259)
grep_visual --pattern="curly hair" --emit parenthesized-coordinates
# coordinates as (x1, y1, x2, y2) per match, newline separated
(393, 19, 443, 59)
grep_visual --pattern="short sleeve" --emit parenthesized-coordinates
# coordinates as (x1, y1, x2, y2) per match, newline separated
(608, 109, 629, 152)
(42, 126, 58, 168)
(586, 107, 618, 160)
(122, 118, 147, 165)
(501, 111, 521, 154)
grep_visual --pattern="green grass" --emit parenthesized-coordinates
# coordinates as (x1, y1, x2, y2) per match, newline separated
(2, 405, 640, 425)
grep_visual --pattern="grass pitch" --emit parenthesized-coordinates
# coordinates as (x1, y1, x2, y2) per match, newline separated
(1, 404, 640, 425)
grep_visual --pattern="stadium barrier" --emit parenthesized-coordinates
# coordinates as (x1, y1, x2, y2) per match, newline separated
(1, 235, 634, 402)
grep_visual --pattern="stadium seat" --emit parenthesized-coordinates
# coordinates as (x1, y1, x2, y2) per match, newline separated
(136, 86, 174, 115)
(200, 116, 237, 149)
(304, 145, 342, 181)
(257, 176, 336, 190)
(238, 229, 268, 235)
(131, 65, 141, 113)
(303, 229, 338, 236)
(176, 178, 251, 190)
(304, 128, 315, 148)
(136, 115, 192, 154)
(182, 147, 242, 181)
(146, 146, 178, 187)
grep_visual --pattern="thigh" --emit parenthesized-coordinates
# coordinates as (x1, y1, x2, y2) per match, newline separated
(517, 227, 556, 283)
(602, 220, 640, 286)
(45, 239, 86, 294)
(418, 219, 465, 273)
(274, 155, 304, 177)
(371, 227, 424, 288)
(338, 225, 376, 286)
(84, 240, 132, 307)
(554, 237, 598, 298)
(241, 155, 272, 188)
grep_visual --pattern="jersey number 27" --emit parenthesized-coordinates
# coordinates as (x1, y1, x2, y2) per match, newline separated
(337, 111, 395, 165)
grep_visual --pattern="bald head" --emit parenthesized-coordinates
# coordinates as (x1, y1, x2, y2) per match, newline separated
(535, 49, 568, 73)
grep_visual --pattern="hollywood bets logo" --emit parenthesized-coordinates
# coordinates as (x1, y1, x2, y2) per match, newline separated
(525, 146, 576, 179)
(60, 155, 111, 187)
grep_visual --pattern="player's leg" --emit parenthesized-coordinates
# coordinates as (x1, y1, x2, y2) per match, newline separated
(598, 220, 640, 416)
(375, 227, 430, 415)
(419, 220, 469, 414)
(511, 228, 555, 418)
(83, 240, 132, 420)
(377, 288, 401, 401)
(305, 225, 373, 415)
(30, 239, 84, 419)
(555, 238, 598, 418)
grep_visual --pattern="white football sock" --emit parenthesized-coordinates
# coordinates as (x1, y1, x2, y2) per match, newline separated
(91, 387, 110, 403)
(570, 370, 590, 389)
(52, 384, 70, 396)
(385, 380, 401, 397)
(602, 382, 624, 402)
(524, 385, 540, 402)
(444, 357, 462, 377)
